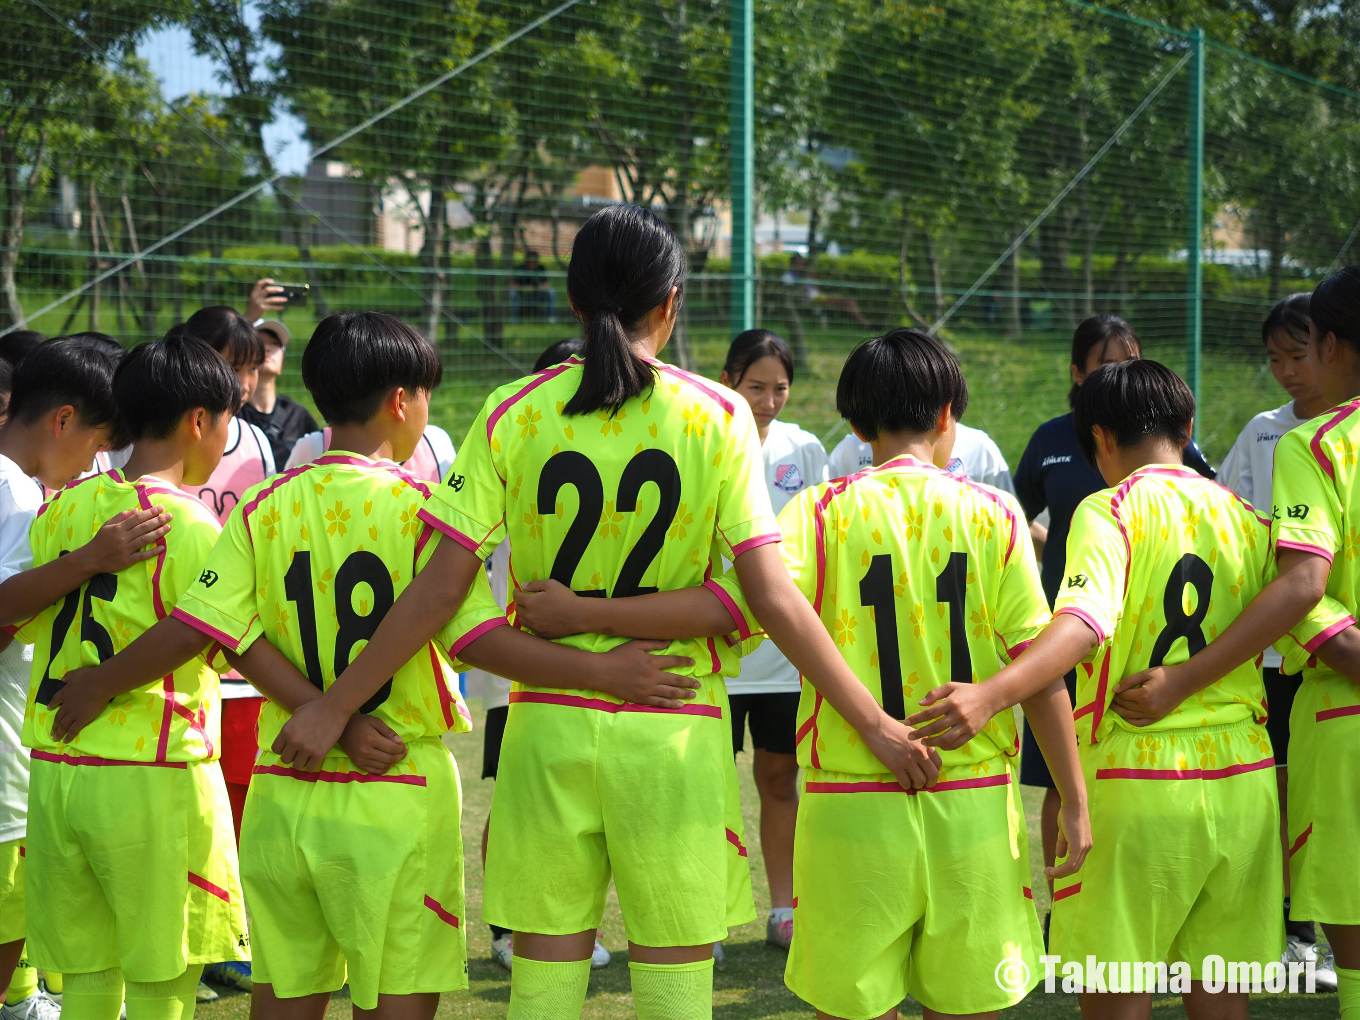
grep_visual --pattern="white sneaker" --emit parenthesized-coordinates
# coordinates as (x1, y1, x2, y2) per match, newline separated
(1283, 934, 1318, 967)
(590, 940, 611, 969)
(712, 942, 725, 964)
(195, 981, 218, 1003)
(491, 934, 514, 972)
(767, 908, 794, 950)
(1315, 945, 1339, 992)
(0, 991, 62, 1020)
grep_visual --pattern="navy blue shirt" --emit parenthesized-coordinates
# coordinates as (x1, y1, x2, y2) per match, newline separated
(1014, 412, 1215, 606)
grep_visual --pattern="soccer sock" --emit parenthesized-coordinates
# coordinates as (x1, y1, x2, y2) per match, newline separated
(507, 957, 590, 1020)
(62, 968, 124, 1020)
(42, 972, 62, 995)
(1336, 965, 1360, 1019)
(124, 967, 200, 1020)
(6, 965, 38, 1003)
(629, 958, 714, 1020)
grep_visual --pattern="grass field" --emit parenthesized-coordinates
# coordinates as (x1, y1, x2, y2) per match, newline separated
(192, 703, 1338, 1020)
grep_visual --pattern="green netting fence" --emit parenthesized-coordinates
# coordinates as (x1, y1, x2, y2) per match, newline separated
(4, 0, 1359, 467)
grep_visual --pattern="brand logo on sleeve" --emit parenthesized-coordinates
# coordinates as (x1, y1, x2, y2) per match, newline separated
(1287, 504, 1310, 520)
(1066, 573, 1087, 589)
(447, 471, 465, 492)
(774, 463, 805, 494)
(198, 570, 219, 588)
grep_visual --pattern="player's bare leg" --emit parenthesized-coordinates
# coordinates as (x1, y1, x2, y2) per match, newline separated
(1183, 983, 1248, 1020)
(353, 992, 439, 1020)
(1079, 991, 1151, 1019)
(753, 748, 798, 910)
(514, 931, 596, 962)
(1323, 923, 1360, 969)
(250, 983, 329, 1020)
(627, 943, 714, 964)
(0, 940, 25, 1002)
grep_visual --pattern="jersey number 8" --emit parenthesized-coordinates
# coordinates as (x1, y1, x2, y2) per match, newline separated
(36, 553, 118, 707)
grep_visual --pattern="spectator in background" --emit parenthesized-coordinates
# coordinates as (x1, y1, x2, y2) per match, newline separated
(509, 251, 557, 324)
(244, 277, 289, 325)
(0, 332, 45, 369)
(1012, 313, 1215, 940)
(238, 319, 318, 469)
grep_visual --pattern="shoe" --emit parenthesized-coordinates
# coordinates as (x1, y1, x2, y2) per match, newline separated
(491, 934, 514, 972)
(204, 961, 253, 992)
(0, 991, 62, 1020)
(591, 940, 611, 969)
(195, 981, 218, 1004)
(1315, 945, 1339, 993)
(712, 942, 725, 964)
(35, 977, 58, 1006)
(766, 908, 793, 950)
(1283, 934, 1317, 966)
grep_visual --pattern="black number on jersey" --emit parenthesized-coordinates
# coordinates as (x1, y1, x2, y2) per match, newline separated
(1149, 553, 1214, 668)
(36, 553, 118, 706)
(935, 552, 973, 685)
(537, 449, 681, 597)
(284, 550, 395, 713)
(859, 554, 904, 719)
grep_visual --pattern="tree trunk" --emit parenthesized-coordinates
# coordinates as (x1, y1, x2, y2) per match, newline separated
(0, 149, 27, 330)
(923, 231, 945, 322)
(421, 179, 448, 343)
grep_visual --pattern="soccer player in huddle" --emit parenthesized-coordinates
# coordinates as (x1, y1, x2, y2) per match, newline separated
(1123, 266, 1360, 1020)
(917, 359, 1283, 1020)
(271, 205, 936, 1020)
(20, 334, 248, 1020)
(516, 328, 1091, 1018)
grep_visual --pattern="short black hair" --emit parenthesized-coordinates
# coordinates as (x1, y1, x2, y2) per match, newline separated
(302, 312, 442, 424)
(0, 359, 13, 421)
(1263, 293, 1312, 348)
(0, 330, 46, 368)
(171, 306, 264, 370)
(1309, 265, 1360, 352)
(1073, 359, 1195, 468)
(534, 337, 583, 373)
(836, 328, 968, 440)
(7, 337, 117, 428)
(62, 331, 126, 365)
(111, 334, 241, 448)
(724, 329, 794, 386)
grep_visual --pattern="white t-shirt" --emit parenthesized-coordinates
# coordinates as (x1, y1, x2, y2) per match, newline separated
(285, 424, 456, 481)
(826, 421, 1014, 494)
(1218, 400, 1309, 669)
(728, 420, 828, 696)
(0, 454, 42, 842)
(463, 542, 512, 711)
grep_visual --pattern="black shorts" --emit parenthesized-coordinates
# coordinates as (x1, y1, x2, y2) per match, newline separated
(1263, 666, 1302, 766)
(730, 691, 800, 756)
(1019, 669, 1079, 789)
(482, 705, 509, 779)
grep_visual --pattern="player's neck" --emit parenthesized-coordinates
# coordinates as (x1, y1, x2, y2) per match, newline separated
(249, 375, 278, 415)
(1293, 393, 1330, 420)
(327, 422, 400, 463)
(0, 422, 45, 479)
(868, 430, 940, 468)
(123, 440, 186, 489)
(1103, 438, 1184, 485)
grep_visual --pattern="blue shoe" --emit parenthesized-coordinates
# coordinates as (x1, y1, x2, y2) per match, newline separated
(204, 961, 253, 992)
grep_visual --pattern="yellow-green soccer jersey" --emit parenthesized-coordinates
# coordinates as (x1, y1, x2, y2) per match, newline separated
(778, 455, 1050, 776)
(1272, 400, 1360, 668)
(174, 453, 496, 766)
(1055, 464, 1272, 746)
(18, 471, 224, 763)
(422, 356, 779, 701)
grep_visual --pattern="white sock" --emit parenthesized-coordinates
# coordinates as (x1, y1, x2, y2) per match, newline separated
(768, 907, 793, 922)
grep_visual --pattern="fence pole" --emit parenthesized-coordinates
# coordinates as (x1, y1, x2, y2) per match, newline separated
(729, 0, 754, 333)
(1186, 26, 1205, 435)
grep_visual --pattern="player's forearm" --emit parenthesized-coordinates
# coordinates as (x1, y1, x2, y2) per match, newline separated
(459, 625, 603, 689)
(1020, 679, 1087, 809)
(574, 586, 735, 639)
(226, 639, 322, 713)
(0, 546, 101, 625)
(87, 617, 210, 700)
(983, 613, 1097, 712)
(323, 539, 480, 717)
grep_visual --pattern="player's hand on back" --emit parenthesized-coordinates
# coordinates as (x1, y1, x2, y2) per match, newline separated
(1047, 795, 1093, 880)
(595, 639, 700, 709)
(864, 718, 941, 790)
(339, 714, 407, 775)
(1111, 665, 1191, 726)
(84, 507, 173, 573)
(904, 681, 1001, 750)
(513, 578, 590, 639)
(48, 666, 111, 742)
(274, 697, 350, 772)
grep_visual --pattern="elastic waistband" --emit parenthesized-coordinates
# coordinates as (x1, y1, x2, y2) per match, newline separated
(1098, 717, 1263, 741)
(508, 690, 723, 719)
(802, 770, 1010, 795)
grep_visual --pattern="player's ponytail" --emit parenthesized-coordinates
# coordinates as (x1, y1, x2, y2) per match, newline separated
(564, 204, 685, 417)
(1310, 265, 1360, 353)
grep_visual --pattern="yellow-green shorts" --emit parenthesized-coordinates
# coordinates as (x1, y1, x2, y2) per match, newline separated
(240, 739, 465, 1010)
(0, 839, 23, 944)
(25, 754, 246, 981)
(1287, 672, 1360, 924)
(484, 686, 755, 947)
(1051, 721, 1283, 982)
(785, 766, 1041, 1019)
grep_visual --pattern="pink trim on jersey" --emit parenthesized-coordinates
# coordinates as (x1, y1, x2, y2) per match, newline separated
(1309, 399, 1360, 481)
(30, 750, 186, 768)
(486, 363, 575, 442)
(654, 362, 737, 417)
(252, 764, 428, 786)
(414, 521, 434, 564)
(427, 644, 457, 729)
(170, 607, 242, 653)
(1054, 606, 1108, 646)
(1023, 887, 1033, 900)
(805, 690, 824, 769)
(188, 871, 231, 903)
(1005, 638, 1033, 660)
(1317, 704, 1360, 722)
(239, 465, 311, 534)
(803, 773, 1009, 794)
(423, 895, 460, 928)
(706, 637, 721, 674)
(311, 453, 433, 498)
(725, 828, 748, 858)
(1053, 883, 1081, 902)
(508, 691, 723, 719)
(703, 579, 751, 639)
(415, 508, 485, 555)
(133, 483, 170, 620)
(729, 532, 781, 558)
(447, 618, 509, 660)
(1095, 757, 1274, 781)
(1276, 539, 1335, 565)
(1304, 616, 1356, 653)
(1089, 654, 1112, 744)
(1289, 824, 1313, 857)
(156, 674, 176, 763)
